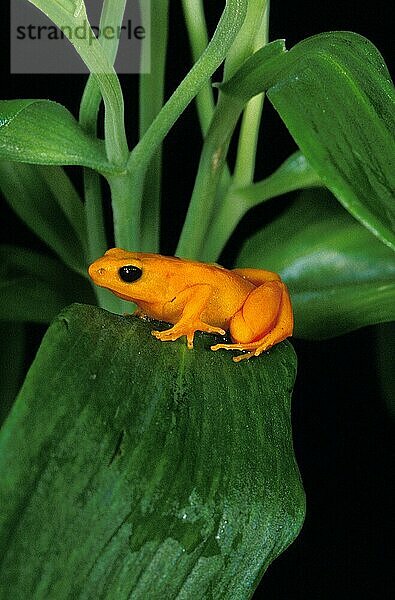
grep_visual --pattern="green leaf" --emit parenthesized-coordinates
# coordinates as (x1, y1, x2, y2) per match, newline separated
(237, 189, 395, 339)
(221, 32, 395, 251)
(0, 161, 87, 274)
(0, 246, 94, 322)
(0, 100, 112, 172)
(0, 304, 304, 598)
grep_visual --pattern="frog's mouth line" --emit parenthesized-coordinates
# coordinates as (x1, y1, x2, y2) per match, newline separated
(111, 289, 137, 302)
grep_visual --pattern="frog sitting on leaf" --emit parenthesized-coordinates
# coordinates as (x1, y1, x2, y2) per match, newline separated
(89, 249, 293, 362)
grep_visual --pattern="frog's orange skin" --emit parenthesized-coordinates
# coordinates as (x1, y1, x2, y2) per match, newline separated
(88, 248, 293, 362)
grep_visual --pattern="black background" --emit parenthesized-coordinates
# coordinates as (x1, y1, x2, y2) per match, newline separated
(1, 1, 394, 598)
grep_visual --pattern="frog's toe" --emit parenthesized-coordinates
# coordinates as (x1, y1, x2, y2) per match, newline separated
(232, 351, 255, 362)
(186, 332, 195, 349)
(211, 342, 243, 352)
(152, 329, 170, 341)
(204, 325, 226, 336)
(152, 327, 194, 348)
(211, 343, 228, 351)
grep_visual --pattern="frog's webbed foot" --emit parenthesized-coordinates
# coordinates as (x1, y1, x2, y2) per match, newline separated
(152, 321, 226, 349)
(210, 341, 260, 362)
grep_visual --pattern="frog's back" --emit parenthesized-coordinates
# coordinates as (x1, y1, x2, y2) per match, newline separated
(147, 254, 251, 292)
(154, 255, 255, 326)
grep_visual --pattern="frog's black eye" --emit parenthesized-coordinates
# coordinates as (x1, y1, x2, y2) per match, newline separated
(119, 265, 142, 283)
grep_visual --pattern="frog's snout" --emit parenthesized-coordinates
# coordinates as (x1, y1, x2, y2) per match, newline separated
(88, 260, 107, 283)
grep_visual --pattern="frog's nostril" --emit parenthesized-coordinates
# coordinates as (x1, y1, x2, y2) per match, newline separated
(88, 263, 106, 280)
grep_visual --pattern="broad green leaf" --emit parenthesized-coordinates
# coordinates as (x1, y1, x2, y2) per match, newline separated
(237, 189, 395, 339)
(0, 100, 112, 172)
(0, 304, 304, 598)
(0, 161, 86, 273)
(0, 322, 25, 425)
(0, 245, 94, 322)
(221, 32, 395, 251)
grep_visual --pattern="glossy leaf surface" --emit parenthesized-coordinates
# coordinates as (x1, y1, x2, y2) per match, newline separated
(0, 304, 304, 599)
(221, 32, 395, 251)
(237, 190, 395, 339)
(0, 100, 111, 172)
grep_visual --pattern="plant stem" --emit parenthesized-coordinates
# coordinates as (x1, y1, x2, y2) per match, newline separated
(139, 0, 169, 252)
(82, 168, 121, 312)
(176, 94, 245, 259)
(79, 0, 128, 311)
(223, 0, 269, 80)
(177, 1, 273, 261)
(181, 0, 215, 135)
(201, 152, 323, 261)
(83, 170, 106, 260)
(28, 1, 129, 166)
(233, 1, 270, 187)
(181, 0, 232, 199)
(105, 172, 132, 248)
(126, 0, 248, 251)
(192, 0, 270, 263)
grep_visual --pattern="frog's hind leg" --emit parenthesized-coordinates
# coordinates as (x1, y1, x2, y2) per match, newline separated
(211, 280, 293, 362)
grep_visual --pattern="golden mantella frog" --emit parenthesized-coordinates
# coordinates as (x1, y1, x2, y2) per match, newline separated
(88, 248, 293, 362)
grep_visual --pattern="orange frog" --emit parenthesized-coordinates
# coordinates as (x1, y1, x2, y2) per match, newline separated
(88, 249, 293, 362)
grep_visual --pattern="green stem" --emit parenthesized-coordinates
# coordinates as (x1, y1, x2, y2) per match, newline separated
(223, 0, 269, 80)
(108, 172, 137, 249)
(233, 95, 265, 186)
(181, 0, 215, 135)
(201, 152, 323, 261)
(195, 0, 272, 262)
(107, 172, 140, 313)
(176, 94, 245, 259)
(177, 1, 273, 261)
(139, 0, 169, 253)
(81, 170, 107, 264)
(126, 0, 248, 251)
(79, 0, 128, 311)
(233, 2, 269, 186)
(83, 169, 120, 310)
(181, 0, 232, 200)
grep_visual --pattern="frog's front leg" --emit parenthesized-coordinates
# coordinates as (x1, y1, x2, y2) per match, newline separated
(152, 284, 225, 349)
(211, 278, 293, 362)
